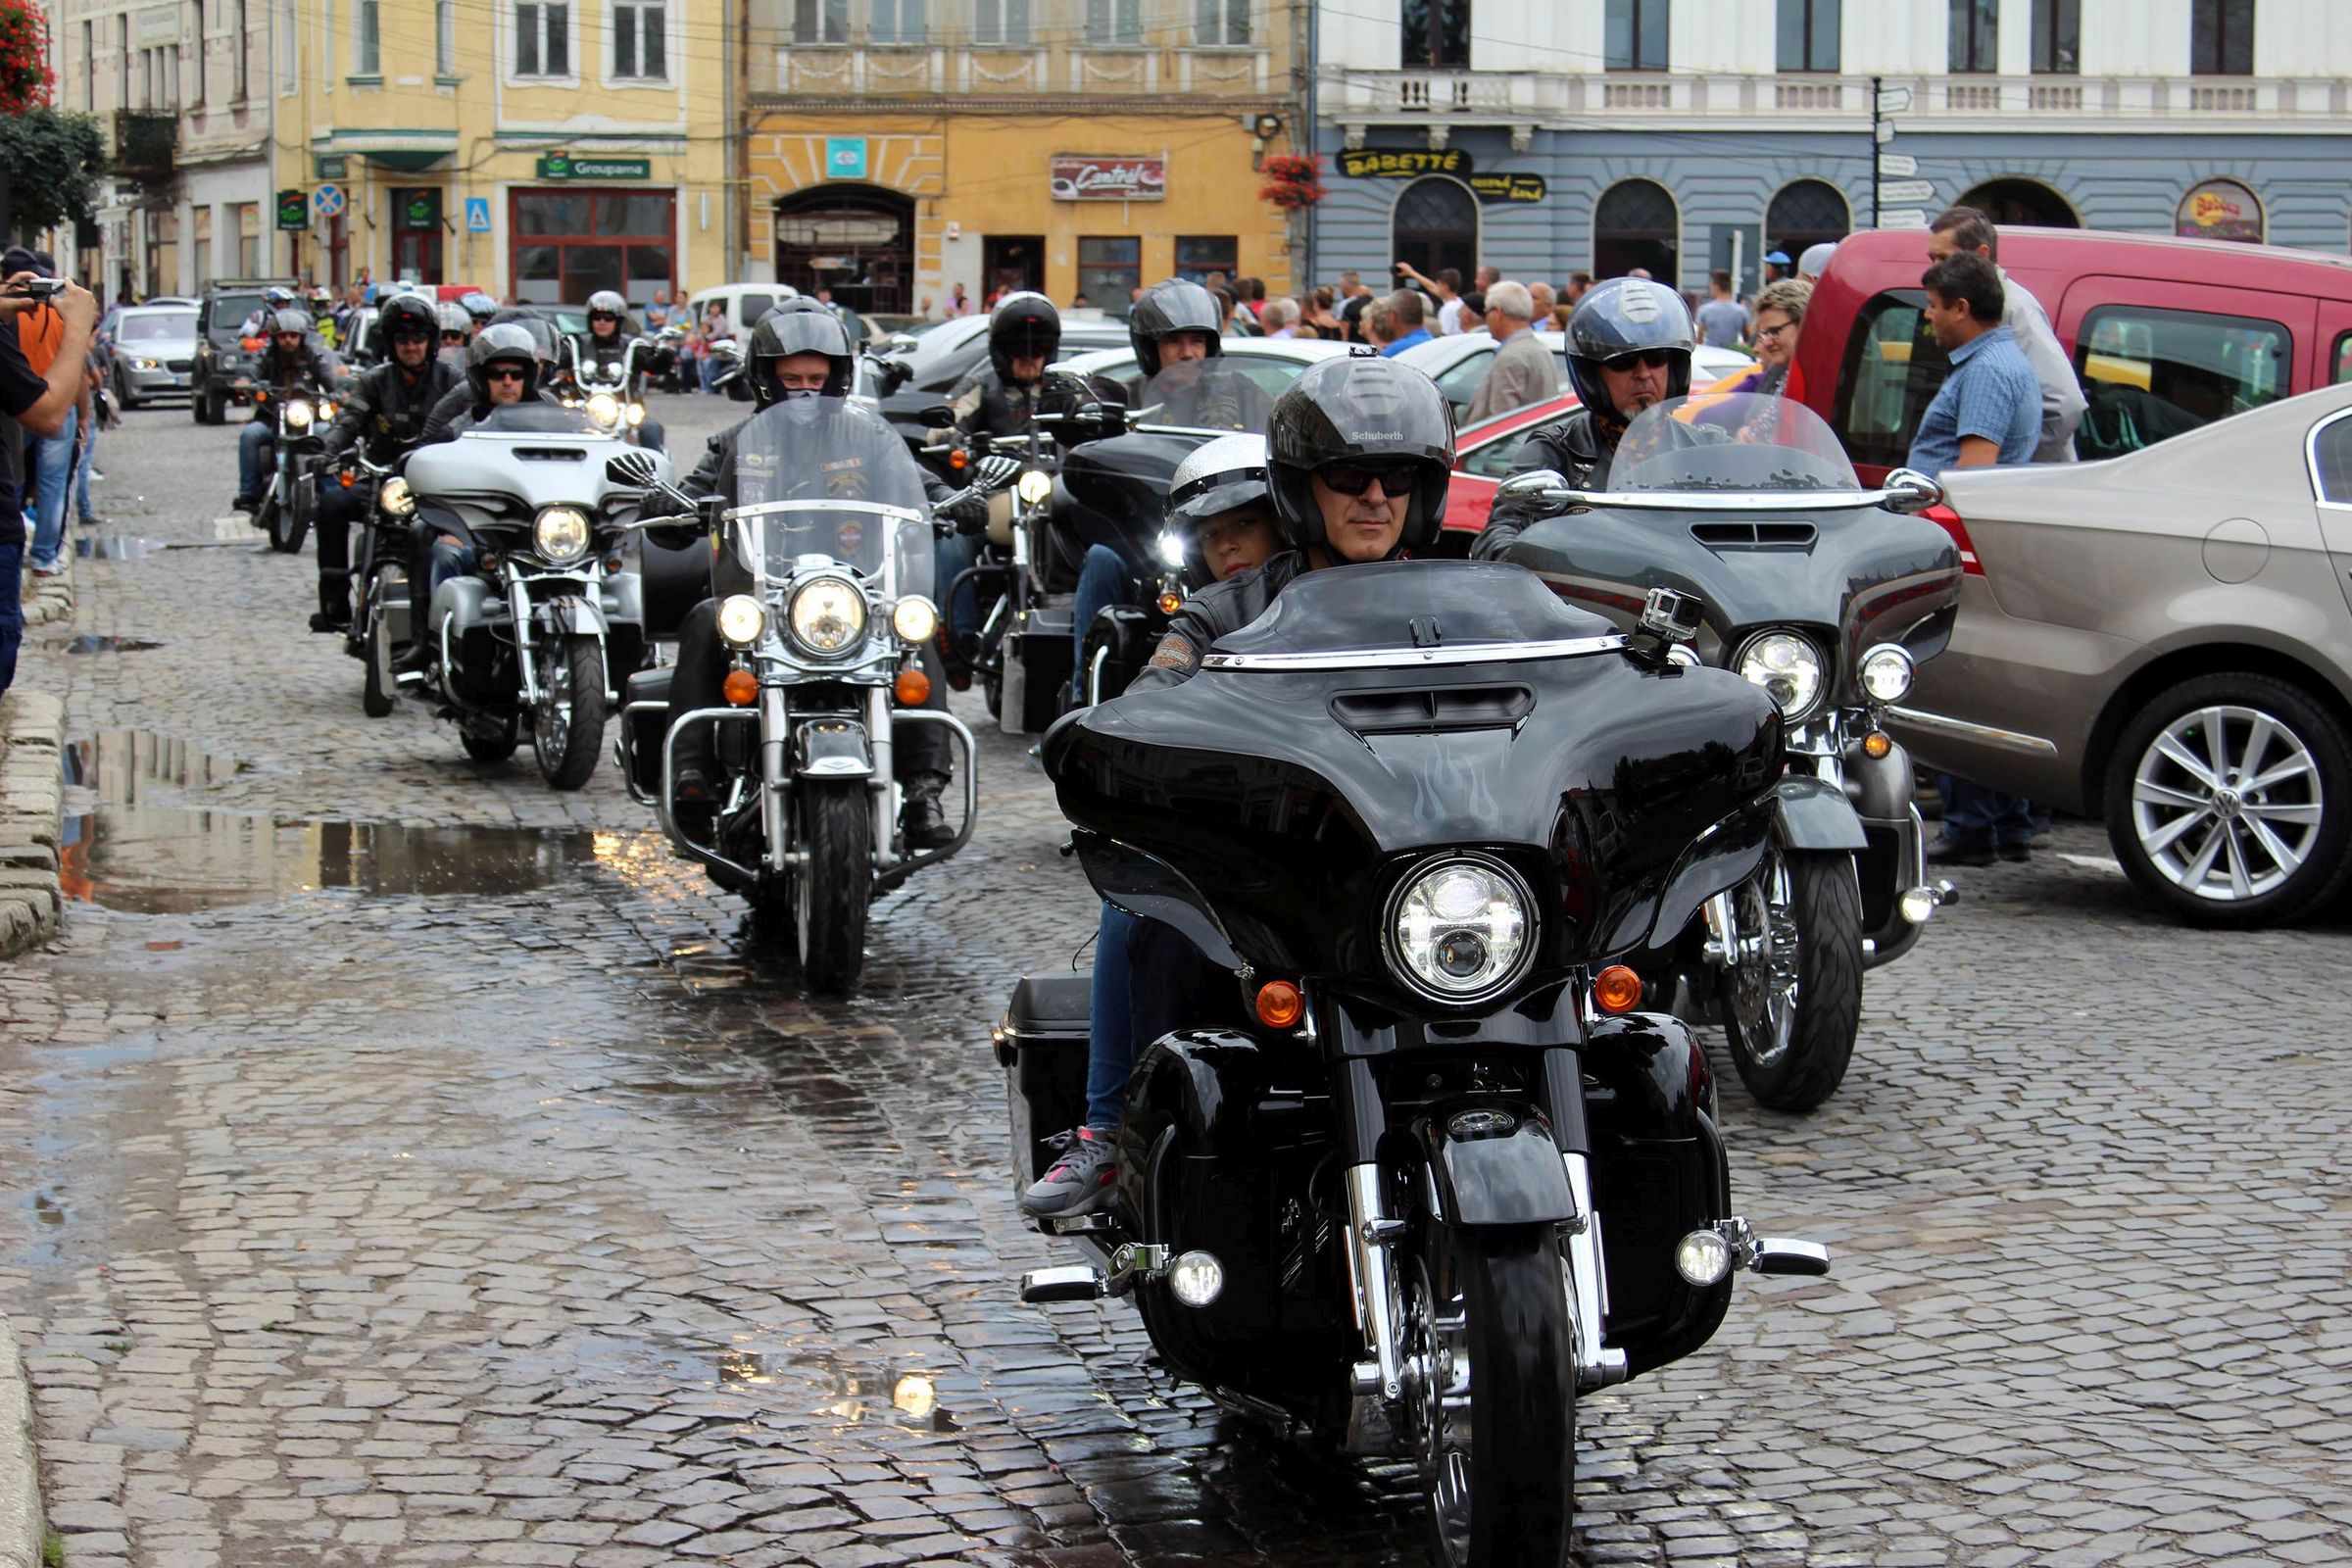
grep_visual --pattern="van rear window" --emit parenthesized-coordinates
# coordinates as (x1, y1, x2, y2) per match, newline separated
(1831, 290, 1949, 471)
(2073, 304, 2288, 460)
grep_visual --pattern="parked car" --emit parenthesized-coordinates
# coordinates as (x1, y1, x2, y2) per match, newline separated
(108, 303, 200, 408)
(190, 277, 296, 424)
(1396, 331, 1751, 422)
(872, 315, 1133, 451)
(1795, 226, 2352, 483)
(1886, 380, 2352, 927)
(1054, 337, 1347, 404)
(683, 282, 803, 342)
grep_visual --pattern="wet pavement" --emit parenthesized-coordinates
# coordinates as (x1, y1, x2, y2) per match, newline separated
(2, 397, 2350, 1568)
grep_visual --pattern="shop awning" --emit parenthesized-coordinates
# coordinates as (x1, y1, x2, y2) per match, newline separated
(311, 130, 460, 173)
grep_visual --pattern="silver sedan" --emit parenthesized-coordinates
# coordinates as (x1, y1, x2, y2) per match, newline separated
(109, 304, 201, 408)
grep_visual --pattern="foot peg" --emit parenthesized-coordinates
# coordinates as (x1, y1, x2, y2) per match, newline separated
(1749, 1238, 1832, 1277)
(1038, 1211, 1117, 1236)
(1020, 1265, 1103, 1303)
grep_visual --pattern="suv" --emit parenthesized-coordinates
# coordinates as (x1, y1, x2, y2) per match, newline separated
(191, 277, 297, 424)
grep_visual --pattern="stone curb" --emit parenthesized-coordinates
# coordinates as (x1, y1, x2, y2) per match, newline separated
(21, 553, 73, 630)
(0, 686, 66, 961)
(0, 1320, 38, 1568)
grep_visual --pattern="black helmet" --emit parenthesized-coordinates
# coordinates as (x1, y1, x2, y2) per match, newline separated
(488, 308, 561, 371)
(466, 322, 541, 402)
(1167, 433, 1271, 579)
(586, 289, 628, 326)
(1563, 277, 1694, 426)
(461, 291, 498, 324)
(1264, 355, 1455, 554)
(378, 292, 438, 344)
(987, 292, 1059, 385)
(271, 308, 312, 337)
(746, 296, 855, 407)
(1128, 280, 1223, 378)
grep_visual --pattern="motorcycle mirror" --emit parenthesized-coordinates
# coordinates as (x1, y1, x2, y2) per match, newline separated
(873, 359, 914, 394)
(606, 451, 662, 490)
(1494, 468, 1582, 515)
(1880, 467, 1945, 514)
(912, 402, 956, 426)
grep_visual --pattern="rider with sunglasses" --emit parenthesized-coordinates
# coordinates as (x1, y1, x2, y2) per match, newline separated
(1471, 276, 1695, 562)
(569, 289, 668, 454)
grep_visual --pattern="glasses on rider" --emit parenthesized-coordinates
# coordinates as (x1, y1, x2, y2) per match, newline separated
(441, 330, 467, 345)
(485, 367, 527, 383)
(1316, 461, 1419, 497)
(389, 327, 431, 344)
(590, 312, 620, 324)
(1600, 349, 1676, 372)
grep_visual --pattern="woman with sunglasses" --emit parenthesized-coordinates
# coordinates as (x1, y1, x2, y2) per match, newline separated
(1471, 275, 1695, 562)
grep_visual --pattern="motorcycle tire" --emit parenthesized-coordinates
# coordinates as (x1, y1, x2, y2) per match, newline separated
(532, 635, 609, 791)
(461, 712, 519, 763)
(1718, 847, 1862, 1113)
(1410, 1222, 1576, 1568)
(794, 780, 871, 997)
(361, 567, 403, 718)
(269, 479, 309, 554)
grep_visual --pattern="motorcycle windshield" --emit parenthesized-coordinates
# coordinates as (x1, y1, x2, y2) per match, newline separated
(724, 400, 935, 595)
(1614, 393, 1859, 495)
(1130, 362, 1275, 434)
(467, 403, 597, 434)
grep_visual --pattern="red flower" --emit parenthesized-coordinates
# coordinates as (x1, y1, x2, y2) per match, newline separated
(1259, 153, 1326, 211)
(0, 0, 55, 114)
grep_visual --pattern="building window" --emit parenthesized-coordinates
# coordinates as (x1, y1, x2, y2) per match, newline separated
(513, 190, 675, 305)
(1393, 177, 1478, 282)
(193, 0, 206, 102)
(1768, 178, 1849, 260)
(278, 0, 295, 92)
(190, 207, 211, 288)
(1776, 0, 1838, 72)
(515, 0, 570, 75)
(1085, 0, 1139, 44)
(612, 0, 665, 76)
(2190, 0, 2253, 74)
(1593, 177, 1677, 280)
(2175, 176, 2262, 242)
(117, 14, 128, 107)
(354, 0, 379, 74)
(870, 0, 924, 44)
(1403, 0, 1470, 69)
(1948, 0, 1994, 71)
(1194, 0, 1247, 45)
(435, 0, 456, 73)
(235, 202, 261, 275)
(1077, 236, 1141, 311)
(1604, 0, 1667, 71)
(1174, 235, 1237, 287)
(972, 0, 1027, 45)
(2032, 0, 2078, 72)
(80, 20, 92, 109)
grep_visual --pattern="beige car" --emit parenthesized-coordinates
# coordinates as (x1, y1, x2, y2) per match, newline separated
(1887, 380, 2352, 927)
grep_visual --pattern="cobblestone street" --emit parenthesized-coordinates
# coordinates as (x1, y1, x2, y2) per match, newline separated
(3, 393, 2349, 1568)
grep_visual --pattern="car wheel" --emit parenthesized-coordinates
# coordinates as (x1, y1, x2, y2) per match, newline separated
(2103, 672, 2352, 928)
(115, 369, 139, 412)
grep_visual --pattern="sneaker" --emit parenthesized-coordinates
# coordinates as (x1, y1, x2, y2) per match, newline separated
(1019, 1127, 1117, 1218)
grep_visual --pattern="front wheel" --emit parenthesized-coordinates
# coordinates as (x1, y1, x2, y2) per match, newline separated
(360, 565, 403, 717)
(794, 780, 872, 996)
(1717, 846, 1862, 1113)
(531, 634, 609, 790)
(268, 472, 310, 554)
(1408, 1222, 1576, 1568)
(115, 371, 139, 412)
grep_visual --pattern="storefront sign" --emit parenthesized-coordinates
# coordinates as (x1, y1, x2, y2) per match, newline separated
(1469, 172, 1547, 204)
(2177, 178, 2263, 243)
(1337, 148, 1473, 180)
(1049, 156, 1167, 202)
(825, 137, 867, 179)
(400, 189, 442, 229)
(535, 154, 653, 181)
(275, 189, 309, 231)
(313, 154, 349, 181)
(133, 5, 178, 45)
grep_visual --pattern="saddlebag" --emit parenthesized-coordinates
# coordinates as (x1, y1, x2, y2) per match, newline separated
(998, 972, 1093, 1194)
(621, 667, 673, 800)
(1002, 606, 1074, 735)
(640, 532, 710, 643)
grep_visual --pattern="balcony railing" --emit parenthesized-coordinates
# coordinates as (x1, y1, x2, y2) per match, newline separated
(112, 109, 177, 183)
(760, 42, 1269, 98)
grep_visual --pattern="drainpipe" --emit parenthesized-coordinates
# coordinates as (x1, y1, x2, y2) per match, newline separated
(1301, 0, 1318, 287)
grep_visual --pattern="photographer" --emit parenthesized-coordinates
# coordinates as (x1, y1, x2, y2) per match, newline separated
(1, 255, 100, 697)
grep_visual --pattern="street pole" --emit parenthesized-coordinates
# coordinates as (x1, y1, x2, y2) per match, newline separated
(1870, 74, 1882, 230)
(1302, 0, 1319, 288)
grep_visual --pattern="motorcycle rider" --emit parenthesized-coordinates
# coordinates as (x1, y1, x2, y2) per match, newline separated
(1470, 276, 1693, 562)
(650, 299, 968, 851)
(233, 308, 347, 513)
(569, 288, 666, 454)
(238, 285, 297, 338)
(435, 301, 473, 361)
(309, 291, 463, 634)
(1021, 357, 1455, 1216)
(416, 310, 564, 443)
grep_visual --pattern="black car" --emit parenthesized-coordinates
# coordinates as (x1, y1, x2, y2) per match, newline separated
(190, 277, 296, 425)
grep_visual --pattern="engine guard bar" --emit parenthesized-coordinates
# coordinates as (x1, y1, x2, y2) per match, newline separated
(643, 706, 767, 886)
(875, 708, 978, 892)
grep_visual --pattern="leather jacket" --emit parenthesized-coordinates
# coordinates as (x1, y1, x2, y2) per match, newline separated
(1469, 408, 1613, 563)
(416, 384, 564, 446)
(1130, 549, 1307, 691)
(322, 357, 464, 464)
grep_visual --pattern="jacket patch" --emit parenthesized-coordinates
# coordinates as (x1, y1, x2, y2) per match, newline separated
(1147, 633, 1199, 671)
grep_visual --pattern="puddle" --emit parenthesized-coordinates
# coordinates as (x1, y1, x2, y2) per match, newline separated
(55, 635, 167, 654)
(74, 535, 169, 560)
(59, 729, 600, 912)
(720, 1343, 956, 1430)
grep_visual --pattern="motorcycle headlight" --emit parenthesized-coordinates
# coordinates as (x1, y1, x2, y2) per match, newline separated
(282, 399, 313, 430)
(378, 476, 416, 517)
(716, 593, 767, 648)
(787, 575, 868, 655)
(1857, 643, 1915, 705)
(1385, 856, 1535, 1005)
(1016, 468, 1054, 507)
(320, 400, 338, 421)
(625, 401, 646, 426)
(533, 505, 592, 563)
(890, 595, 939, 645)
(1734, 630, 1828, 721)
(585, 392, 621, 427)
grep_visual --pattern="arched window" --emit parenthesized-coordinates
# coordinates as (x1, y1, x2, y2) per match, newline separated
(1593, 178, 1677, 281)
(2176, 177, 2263, 243)
(1392, 176, 1479, 284)
(1954, 178, 2080, 229)
(1767, 178, 1848, 265)
(771, 185, 914, 314)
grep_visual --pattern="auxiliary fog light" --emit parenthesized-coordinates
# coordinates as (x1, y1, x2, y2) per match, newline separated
(1898, 886, 1940, 926)
(1015, 468, 1054, 507)
(1167, 1250, 1225, 1308)
(1674, 1228, 1734, 1287)
(716, 593, 767, 648)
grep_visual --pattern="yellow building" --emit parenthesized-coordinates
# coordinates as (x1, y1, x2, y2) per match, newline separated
(744, 4, 1300, 316)
(270, 0, 732, 307)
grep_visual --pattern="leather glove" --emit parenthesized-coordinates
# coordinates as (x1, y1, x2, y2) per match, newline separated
(940, 488, 990, 535)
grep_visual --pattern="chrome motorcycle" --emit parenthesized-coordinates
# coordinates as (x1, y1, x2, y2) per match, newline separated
(253, 381, 339, 555)
(561, 337, 662, 446)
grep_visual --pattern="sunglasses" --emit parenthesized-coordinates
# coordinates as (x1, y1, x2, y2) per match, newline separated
(1601, 349, 1677, 372)
(389, 328, 431, 343)
(485, 368, 527, 383)
(1317, 461, 1419, 497)
(441, 331, 468, 344)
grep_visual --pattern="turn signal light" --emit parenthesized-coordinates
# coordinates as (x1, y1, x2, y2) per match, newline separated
(1862, 730, 1893, 760)
(894, 667, 931, 706)
(1254, 980, 1303, 1029)
(1592, 964, 1643, 1015)
(1156, 590, 1184, 614)
(949, 448, 969, 471)
(722, 669, 759, 706)
(338, 470, 355, 488)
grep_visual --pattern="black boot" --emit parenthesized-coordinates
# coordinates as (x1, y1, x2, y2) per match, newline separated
(902, 771, 956, 851)
(313, 570, 351, 634)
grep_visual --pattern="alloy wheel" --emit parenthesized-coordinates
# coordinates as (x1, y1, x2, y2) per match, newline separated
(2131, 704, 2324, 904)
(1725, 853, 1801, 1066)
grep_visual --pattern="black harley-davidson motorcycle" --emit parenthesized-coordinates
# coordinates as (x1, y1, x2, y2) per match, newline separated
(1494, 393, 1962, 1111)
(1000, 560, 1830, 1568)
(251, 379, 340, 555)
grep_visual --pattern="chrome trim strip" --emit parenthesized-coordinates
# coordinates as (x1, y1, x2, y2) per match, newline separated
(723, 499, 928, 523)
(1345, 1163, 1406, 1401)
(1562, 1153, 1627, 1391)
(1553, 488, 1894, 513)
(1200, 634, 1627, 672)
(1885, 705, 2061, 756)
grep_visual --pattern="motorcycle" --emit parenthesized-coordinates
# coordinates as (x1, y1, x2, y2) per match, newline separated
(560, 337, 667, 446)
(251, 381, 339, 555)
(1002, 560, 1830, 1568)
(1493, 392, 1963, 1111)
(329, 452, 418, 718)
(400, 402, 660, 788)
(612, 410, 1004, 995)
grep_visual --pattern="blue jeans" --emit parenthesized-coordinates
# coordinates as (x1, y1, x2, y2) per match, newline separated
(1085, 905, 1139, 1133)
(237, 420, 274, 502)
(0, 541, 21, 699)
(934, 532, 982, 641)
(1938, 773, 2036, 849)
(72, 418, 99, 521)
(1071, 544, 1131, 701)
(699, 355, 726, 393)
(26, 406, 76, 571)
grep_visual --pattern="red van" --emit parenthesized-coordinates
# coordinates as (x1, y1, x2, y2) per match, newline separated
(1794, 226, 2352, 482)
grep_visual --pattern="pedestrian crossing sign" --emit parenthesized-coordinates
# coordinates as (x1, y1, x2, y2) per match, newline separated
(465, 197, 492, 233)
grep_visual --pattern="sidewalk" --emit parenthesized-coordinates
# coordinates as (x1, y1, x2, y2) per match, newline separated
(3, 560, 72, 960)
(0, 1324, 39, 1568)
